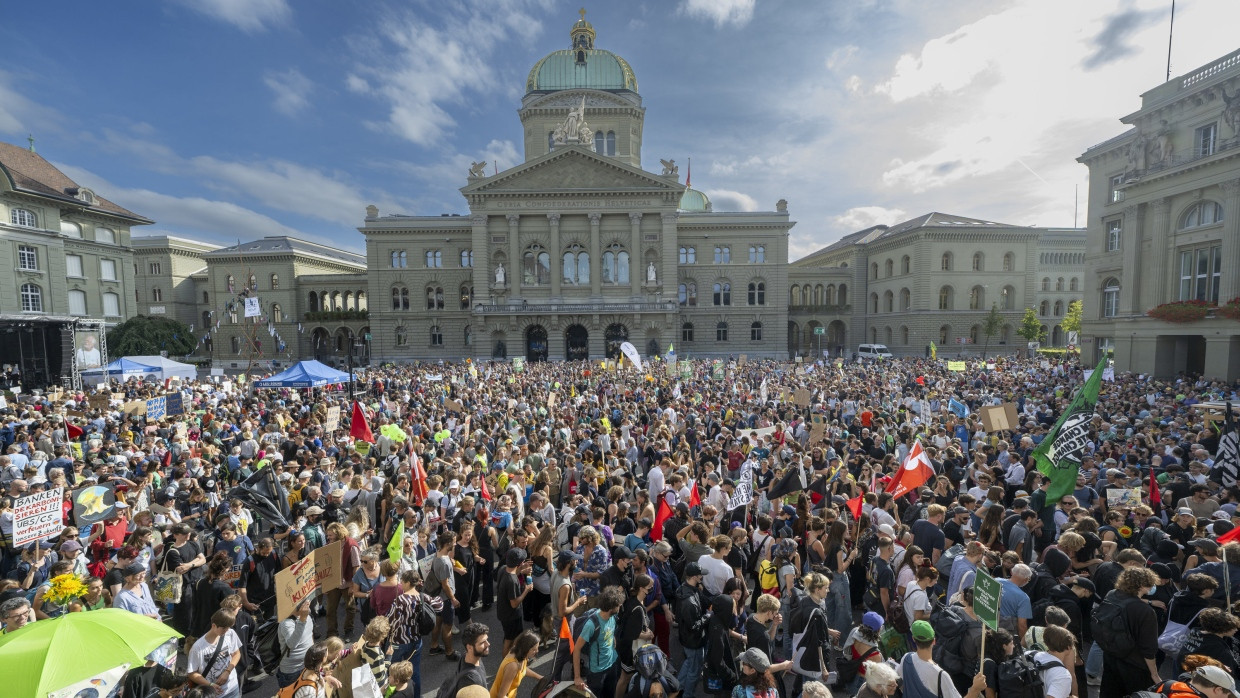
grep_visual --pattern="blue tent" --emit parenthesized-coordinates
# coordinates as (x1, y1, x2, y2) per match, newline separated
(80, 357, 162, 384)
(252, 360, 352, 388)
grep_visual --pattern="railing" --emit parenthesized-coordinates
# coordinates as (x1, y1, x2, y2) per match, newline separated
(473, 301, 678, 314)
(1130, 137, 1240, 178)
(1182, 49, 1240, 88)
(788, 304, 852, 314)
(304, 310, 369, 322)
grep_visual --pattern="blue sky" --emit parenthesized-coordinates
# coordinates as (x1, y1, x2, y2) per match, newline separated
(2, 0, 1238, 258)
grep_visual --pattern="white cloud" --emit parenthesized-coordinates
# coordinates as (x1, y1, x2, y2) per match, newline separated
(384, 139, 521, 211)
(826, 45, 858, 71)
(680, 0, 756, 27)
(264, 69, 313, 116)
(834, 206, 906, 231)
(172, 0, 291, 33)
(0, 70, 63, 137)
(705, 189, 758, 212)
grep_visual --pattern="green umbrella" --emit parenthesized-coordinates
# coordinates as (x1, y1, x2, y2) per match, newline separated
(0, 609, 182, 697)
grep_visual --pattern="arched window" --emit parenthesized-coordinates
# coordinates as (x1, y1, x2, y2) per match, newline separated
(901, 326, 909, 345)
(425, 250, 443, 268)
(870, 327, 877, 343)
(814, 285, 824, 306)
(464, 325, 472, 346)
(249, 274, 257, 290)
(270, 273, 279, 289)
(60, 221, 81, 238)
(825, 285, 835, 306)
(391, 286, 409, 310)
(152, 288, 163, 302)
(10, 208, 36, 228)
(391, 250, 407, 268)
(430, 325, 443, 346)
(493, 338, 507, 359)
(1070, 278, 1079, 292)
(750, 322, 763, 341)
(885, 327, 893, 345)
(96, 227, 115, 244)
(606, 130, 616, 156)
(1000, 325, 1011, 344)
(1041, 277, 1050, 291)
(1040, 300, 1050, 316)
(970, 325, 981, 344)
(1001, 285, 1015, 310)
(594, 130, 605, 153)
(67, 289, 86, 316)
(602, 244, 629, 284)
(901, 256, 911, 275)
(870, 292, 879, 313)
(972, 252, 984, 272)
(548, 132, 555, 150)
(1053, 300, 1063, 316)
(884, 259, 894, 277)
(969, 286, 984, 310)
(1102, 278, 1120, 317)
(426, 286, 444, 310)
(226, 274, 235, 293)
(1056, 277, 1065, 291)
(837, 284, 847, 305)
(563, 244, 589, 285)
(900, 288, 911, 311)
(747, 281, 766, 305)
(395, 325, 408, 346)
(871, 262, 879, 279)
(271, 303, 283, 323)
(938, 286, 953, 310)
(716, 321, 728, 341)
(790, 286, 802, 306)
(883, 290, 893, 312)
(809, 285, 819, 306)
(460, 249, 474, 267)
(939, 325, 951, 345)
(679, 246, 696, 264)
(941, 252, 953, 271)
(1179, 201, 1224, 230)
(713, 282, 731, 306)
(714, 246, 731, 263)
(460, 285, 473, 309)
(748, 245, 766, 263)
(231, 336, 241, 354)
(1003, 252, 1015, 272)
(524, 246, 551, 285)
(19, 283, 42, 312)
(679, 282, 697, 306)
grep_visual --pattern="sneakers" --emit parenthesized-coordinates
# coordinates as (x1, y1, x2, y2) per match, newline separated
(428, 646, 445, 655)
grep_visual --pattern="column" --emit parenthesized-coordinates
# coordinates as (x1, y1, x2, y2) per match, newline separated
(507, 214, 521, 299)
(588, 212, 602, 298)
(1146, 198, 1170, 308)
(548, 213, 562, 300)
(1220, 179, 1240, 301)
(661, 212, 678, 305)
(628, 212, 642, 300)
(1119, 205, 1140, 313)
(470, 214, 488, 304)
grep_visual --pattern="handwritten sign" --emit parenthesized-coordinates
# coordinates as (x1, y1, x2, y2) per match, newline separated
(145, 396, 167, 420)
(323, 406, 341, 432)
(793, 389, 812, 407)
(445, 399, 464, 413)
(1107, 488, 1142, 508)
(164, 392, 185, 416)
(275, 540, 343, 619)
(89, 394, 111, 408)
(979, 403, 1020, 432)
(947, 361, 967, 372)
(13, 487, 64, 546)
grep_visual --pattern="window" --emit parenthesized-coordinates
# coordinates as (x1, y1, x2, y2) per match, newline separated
(228, 306, 238, 323)
(679, 246, 696, 264)
(1106, 219, 1121, 251)
(1041, 277, 1050, 291)
(749, 245, 766, 263)
(426, 286, 444, 310)
(227, 274, 235, 292)
(391, 250, 407, 268)
(941, 252, 952, 271)
(884, 259, 893, 277)
(1040, 300, 1050, 316)
(714, 246, 730, 264)
(679, 282, 699, 306)
(66, 255, 83, 278)
(810, 285, 819, 306)
(563, 244, 589, 285)
(271, 303, 283, 322)
(601, 245, 629, 284)
(969, 286, 984, 310)
(869, 292, 879, 313)
(1109, 174, 1125, 203)
(395, 326, 408, 346)
(460, 249, 474, 268)
(391, 286, 409, 310)
(747, 281, 766, 305)
(1102, 278, 1120, 318)
(548, 132, 555, 150)
(901, 326, 909, 345)
(938, 286, 953, 310)
(249, 274, 257, 290)
(146, 262, 160, 275)
(939, 325, 951, 345)
(203, 291, 209, 303)
(838, 284, 847, 305)
(17, 245, 37, 270)
(716, 321, 728, 341)
(95, 227, 115, 244)
(152, 288, 163, 302)
(1056, 277, 1065, 291)
(1001, 285, 1014, 310)
(231, 336, 241, 354)
(430, 326, 443, 346)
(750, 322, 763, 341)
(606, 131, 616, 156)
(460, 285, 473, 309)
(713, 282, 731, 306)
(1196, 122, 1217, 157)
(1003, 252, 1015, 272)
(790, 285, 802, 306)
(682, 322, 695, 342)
(900, 288, 911, 311)
(1053, 300, 1063, 316)
(60, 221, 81, 238)
(1179, 201, 1224, 230)
(901, 256, 911, 275)
(68, 289, 87, 316)
(1070, 278, 1079, 292)
(523, 246, 551, 285)
(972, 252, 984, 272)
(871, 262, 879, 279)
(10, 208, 36, 228)
(1179, 246, 1222, 303)
(20, 283, 41, 312)
(595, 130, 605, 153)
(100, 259, 116, 281)
(425, 250, 442, 268)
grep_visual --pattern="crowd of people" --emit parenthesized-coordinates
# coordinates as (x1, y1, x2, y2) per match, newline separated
(0, 353, 1238, 698)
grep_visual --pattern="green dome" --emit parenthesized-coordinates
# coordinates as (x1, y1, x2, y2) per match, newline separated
(679, 187, 711, 212)
(526, 49, 638, 93)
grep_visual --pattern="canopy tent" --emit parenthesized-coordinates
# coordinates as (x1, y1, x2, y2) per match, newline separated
(253, 359, 351, 388)
(80, 355, 197, 385)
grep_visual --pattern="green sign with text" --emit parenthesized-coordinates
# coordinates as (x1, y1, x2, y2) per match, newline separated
(974, 568, 1002, 630)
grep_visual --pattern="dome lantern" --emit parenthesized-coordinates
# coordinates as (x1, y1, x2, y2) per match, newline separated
(571, 7, 595, 56)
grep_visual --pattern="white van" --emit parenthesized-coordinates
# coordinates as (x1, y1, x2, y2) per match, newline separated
(857, 344, 893, 361)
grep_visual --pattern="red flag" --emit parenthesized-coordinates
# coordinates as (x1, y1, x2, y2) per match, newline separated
(846, 494, 864, 521)
(1217, 524, 1240, 545)
(349, 401, 374, 443)
(66, 422, 84, 439)
(480, 475, 492, 501)
(651, 498, 672, 542)
(410, 455, 429, 506)
(1149, 468, 1161, 506)
(690, 482, 702, 508)
(886, 440, 934, 499)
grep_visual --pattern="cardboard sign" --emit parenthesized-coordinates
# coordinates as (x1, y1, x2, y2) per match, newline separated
(323, 406, 341, 432)
(122, 400, 147, 416)
(275, 540, 344, 619)
(979, 403, 1021, 432)
(445, 399, 464, 413)
(145, 397, 167, 420)
(738, 354, 747, 367)
(89, 394, 111, 408)
(1107, 488, 1142, 508)
(13, 487, 64, 547)
(164, 393, 184, 416)
(66, 410, 87, 418)
(974, 568, 1002, 630)
(793, 389, 812, 407)
(72, 482, 117, 528)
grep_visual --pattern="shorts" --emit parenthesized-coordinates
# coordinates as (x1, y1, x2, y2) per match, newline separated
(502, 617, 524, 640)
(438, 602, 455, 623)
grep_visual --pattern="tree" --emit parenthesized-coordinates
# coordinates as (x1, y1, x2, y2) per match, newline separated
(982, 303, 1004, 358)
(107, 315, 196, 357)
(1062, 300, 1083, 336)
(1016, 307, 1046, 345)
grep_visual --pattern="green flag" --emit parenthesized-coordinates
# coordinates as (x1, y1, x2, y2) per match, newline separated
(387, 520, 404, 563)
(1033, 356, 1107, 505)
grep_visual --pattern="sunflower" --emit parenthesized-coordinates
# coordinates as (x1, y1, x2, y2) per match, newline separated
(1118, 525, 1134, 539)
(44, 573, 87, 607)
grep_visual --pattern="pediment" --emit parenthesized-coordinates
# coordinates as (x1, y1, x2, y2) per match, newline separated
(462, 147, 681, 195)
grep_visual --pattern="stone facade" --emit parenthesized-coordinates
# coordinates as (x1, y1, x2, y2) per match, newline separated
(1078, 48, 1240, 379)
(131, 235, 218, 331)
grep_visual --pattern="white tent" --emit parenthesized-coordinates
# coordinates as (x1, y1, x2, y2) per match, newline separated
(81, 355, 198, 385)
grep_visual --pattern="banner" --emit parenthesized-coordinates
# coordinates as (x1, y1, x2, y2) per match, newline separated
(679, 360, 692, 379)
(275, 539, 343, 619)
(13, 487, 64, 547)
(711, 360, 724, 380)
(512, 357, 525, 373)
(1214, 402, 1239, 488)
(619, 341, 643, 371)
(1033, 356, 1106, 505)
(323, 406, 341, 432)
(727, 475, 754, 511)
(164, 392, 185, 416)
(244, 297, 261, 317)
(947, 361, 967, 372)
(1106, 488, 1142, 508)
(145, 396, 167, 420)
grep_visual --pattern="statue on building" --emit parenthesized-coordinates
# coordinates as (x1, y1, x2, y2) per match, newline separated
(1222, 86, 1240, 135)
(660, 159, 678, 177)
(553, 96, 592, 147)
(1125, 133, 1149, 173)
(1150, 120, 1173, 165)
(647, 262, 657, 283)
(495, 263, 506, 285)
(776, 198, 788, 212)
(468, 161, 488, 178)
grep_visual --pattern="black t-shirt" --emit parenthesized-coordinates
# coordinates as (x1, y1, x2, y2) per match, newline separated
(103, 567, 126, 592)
(745, 615, 771, 657)
(865, 557, 894, 612)
(911, 519, 946, 557)
(943, 519, 966, 548)
(243, 552, 280, 605)
(496, 570, 523, 622)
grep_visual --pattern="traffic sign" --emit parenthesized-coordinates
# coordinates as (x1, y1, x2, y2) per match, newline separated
(974, 568, 1002, 630)
(813, 327, 825, 335)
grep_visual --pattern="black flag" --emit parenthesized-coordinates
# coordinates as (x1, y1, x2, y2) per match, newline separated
(767, 463, 807, 501)
(1213, 402, 1239, 488)
(226, 466, 291, 529)
(808, 475, 829, 496)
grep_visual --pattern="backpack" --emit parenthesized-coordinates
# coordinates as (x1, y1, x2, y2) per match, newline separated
(1091, 592, 1137, 656)
(888, 583, 913, 634)
(995, 651, 1062, 698)
(414, 593, 437, 636)
(935, 543, 964, 579)
(902, 502, 928, 526)
(930, 604, 978, 677)
(571, 609, 603, 660)
(276, 677, 317, 698)
(756, 558, 780, 596)
(422, 558, 443, 595)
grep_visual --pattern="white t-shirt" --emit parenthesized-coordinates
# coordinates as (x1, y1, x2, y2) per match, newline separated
(898, 652, 961, 698)
(188, 629, 241, 696)
(697, 554, 734, 596)
(1034, 651, 1073, 698)
(903, 581, 931, 627)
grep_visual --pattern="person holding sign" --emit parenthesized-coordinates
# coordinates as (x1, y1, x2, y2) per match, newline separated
(897, 620, 988, 698)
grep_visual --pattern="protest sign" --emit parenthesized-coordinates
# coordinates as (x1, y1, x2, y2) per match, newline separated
(323, 406, 341, 432)
(738, 354, 747, 367)
(974, 568, 1002, 630)
(164, 392, 184, 416)
(979, 403, 1021, 432)
(72, 482, 117, 528)
(947, 361, 967, 372)
(445, 399, 464, 413)
(88, 393, 111, 408)
(793, 389, 812, 407)
(13, 487, 64, 547)
(145, 396, 167, 420)
(711, 360, 724, 380)
(275, 539, 344, 619)
(122, 400, 147, 416)
(1107, 488, 1142, 508)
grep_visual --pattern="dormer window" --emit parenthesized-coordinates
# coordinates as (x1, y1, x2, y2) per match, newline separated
(577, 50, 586, 64)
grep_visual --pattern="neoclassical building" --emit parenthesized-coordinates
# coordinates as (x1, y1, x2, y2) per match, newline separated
(1078, 48, 1240, 379)
(132, 235, 219, 331)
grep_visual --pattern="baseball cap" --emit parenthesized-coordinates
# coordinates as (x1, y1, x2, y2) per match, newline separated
(113, 501, 129, 509)
(1177, 507, 1194, 517)
(612, 546, 634, 560)
(504, 548, 527, 567)
(736, 648, 771, 672)
(781, 505, 796, 518)
(305, 505, 325, 516)
(951, 506, 968, 516)
(684, 562, 704, 578)
(1194, 666, 1239, 698)
(862, 611, 884, 631)
(911, 620, 935, 642)
(59, 540, 83, 553)
(1190, 539, 1220, 555)
(877, 524, 896, 538)
(676, 502, 690, 514)
(1069, 577, 1096, 596)
(298, 470, 312, 480)
(556, 551, 581, 568)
